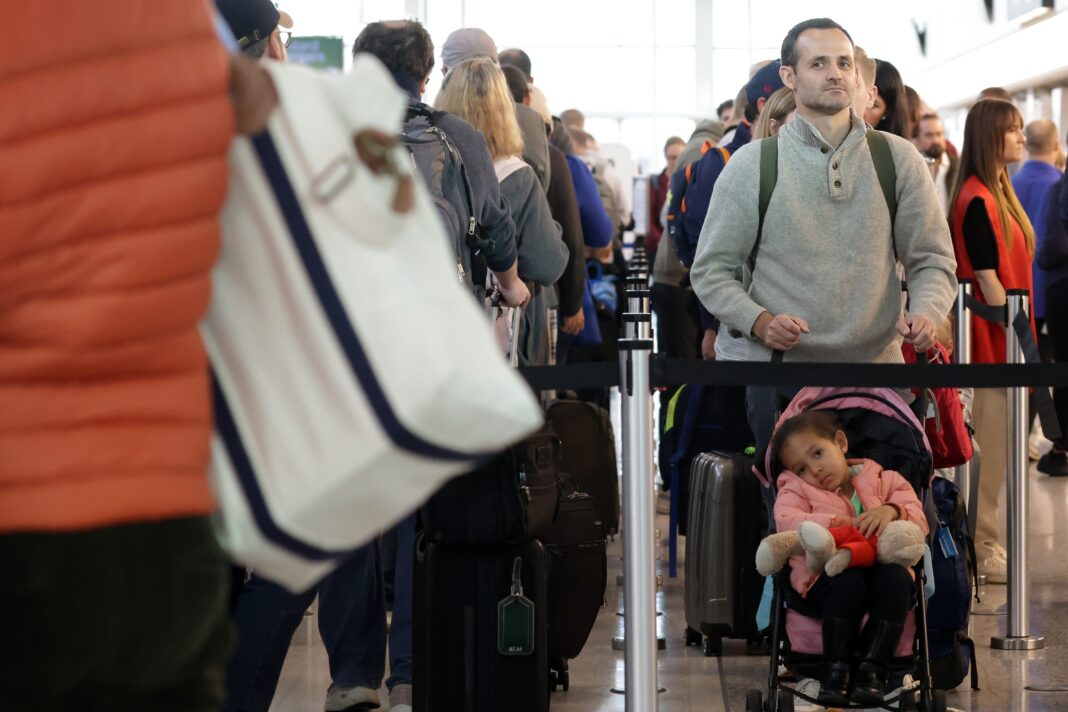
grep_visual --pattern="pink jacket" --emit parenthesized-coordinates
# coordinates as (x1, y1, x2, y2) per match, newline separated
(775, 458, 929, 596)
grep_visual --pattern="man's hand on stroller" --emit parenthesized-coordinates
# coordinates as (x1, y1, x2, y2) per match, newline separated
(855, 505, 899, 538)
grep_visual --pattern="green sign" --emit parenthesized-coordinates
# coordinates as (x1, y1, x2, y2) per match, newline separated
(288, 36, 344, 72)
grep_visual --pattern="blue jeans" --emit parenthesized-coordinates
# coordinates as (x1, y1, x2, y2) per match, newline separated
(224, 540, 387, 712)
(384, 513, 415, 690)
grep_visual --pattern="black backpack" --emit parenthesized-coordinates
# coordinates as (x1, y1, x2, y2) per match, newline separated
(401, 103, 488, 294)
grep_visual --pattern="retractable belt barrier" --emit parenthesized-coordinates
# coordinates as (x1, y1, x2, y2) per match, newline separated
(519, 358, 1068, 392)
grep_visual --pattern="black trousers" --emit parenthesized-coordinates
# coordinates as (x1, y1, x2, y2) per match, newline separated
(1045, 278, 1068, 448)
(790, 564, 914, 627)
(0, 517, 233, 711)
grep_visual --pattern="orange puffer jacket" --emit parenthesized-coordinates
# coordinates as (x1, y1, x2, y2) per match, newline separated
(0, 0, 233, 532)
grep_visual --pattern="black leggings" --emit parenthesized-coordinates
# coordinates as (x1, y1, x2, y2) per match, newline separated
(792, 564, 914, 626)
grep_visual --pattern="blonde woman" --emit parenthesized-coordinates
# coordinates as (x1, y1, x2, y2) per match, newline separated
(752, 87, 796, 140)
(436, 58, 568, 364)
(949, 98, 1036, 582)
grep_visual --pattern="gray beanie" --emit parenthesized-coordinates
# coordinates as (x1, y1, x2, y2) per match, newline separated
(441, 28, 498, 71)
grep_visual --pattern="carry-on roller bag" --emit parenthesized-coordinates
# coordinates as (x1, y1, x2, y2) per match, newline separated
(545, 399, 620, 535)
(544, 489, 608, 690)
(683, 451, 766, 656)
(414, 536, 550, 712)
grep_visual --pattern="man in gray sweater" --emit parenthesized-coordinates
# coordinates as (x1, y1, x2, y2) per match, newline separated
(691, 18, 956, 366)
(690, 18, 956, 460)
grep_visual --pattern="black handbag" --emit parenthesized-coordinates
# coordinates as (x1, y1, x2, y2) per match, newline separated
(422, 423, 561, 547)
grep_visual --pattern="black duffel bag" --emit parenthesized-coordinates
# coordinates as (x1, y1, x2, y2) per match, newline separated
(421, 423, 561, 547)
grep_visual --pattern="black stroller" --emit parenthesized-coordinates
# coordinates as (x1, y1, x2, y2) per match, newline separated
(745, 387, 950, 712)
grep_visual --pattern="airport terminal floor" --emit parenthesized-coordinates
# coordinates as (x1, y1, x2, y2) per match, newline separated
(271, 403, 1068, 712)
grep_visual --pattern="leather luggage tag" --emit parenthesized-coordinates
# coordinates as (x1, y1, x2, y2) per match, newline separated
(497, 557, 535, 656)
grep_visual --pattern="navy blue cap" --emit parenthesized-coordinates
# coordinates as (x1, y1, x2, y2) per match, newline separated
(746, 60, 785, 105)
(215, 0, 279, 49)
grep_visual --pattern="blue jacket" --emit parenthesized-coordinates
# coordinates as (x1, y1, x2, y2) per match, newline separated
(565, 154, 614, 249)
(1013, 160, 1063, 319)
(1042, 175, 1068, 293)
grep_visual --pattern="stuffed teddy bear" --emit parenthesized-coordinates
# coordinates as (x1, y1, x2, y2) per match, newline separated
(755, 519, 925, 578)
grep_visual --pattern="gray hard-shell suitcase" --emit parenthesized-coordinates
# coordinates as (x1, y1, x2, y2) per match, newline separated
(683, 451, 766, 656)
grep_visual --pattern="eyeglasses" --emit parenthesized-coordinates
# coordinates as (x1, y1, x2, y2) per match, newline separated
(278, 30, 292, 48)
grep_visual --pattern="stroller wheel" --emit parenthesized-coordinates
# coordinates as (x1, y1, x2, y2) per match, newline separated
(931, 689, 947, 712)
(744, 689, 763, 712)
(778, 690, 794, 712)
(685, 626, 703, 647)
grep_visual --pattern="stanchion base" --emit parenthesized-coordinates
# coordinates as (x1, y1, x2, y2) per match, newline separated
(610, 687, 666, 695)
(991, 636, 1045, 650)
(612, 635, 667, 651)
(616, 610, 663, 617)
(1026, 684, 1068, 692)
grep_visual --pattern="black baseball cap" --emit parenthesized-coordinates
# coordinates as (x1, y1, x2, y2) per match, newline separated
(215, 0, 280, 49)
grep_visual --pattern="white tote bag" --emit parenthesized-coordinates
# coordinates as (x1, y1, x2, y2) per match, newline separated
(204, 58, 543, 592)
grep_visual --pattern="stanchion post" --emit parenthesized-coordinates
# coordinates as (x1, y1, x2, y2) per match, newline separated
(953, 280, 974, 522)
(992, 290, 1044, 651)
(619, 331, 658, 710)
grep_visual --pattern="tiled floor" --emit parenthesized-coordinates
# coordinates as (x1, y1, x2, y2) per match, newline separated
(271, 397, 1068, 712)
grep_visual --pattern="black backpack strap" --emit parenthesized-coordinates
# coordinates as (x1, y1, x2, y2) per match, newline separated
(962, 635, 980, 690)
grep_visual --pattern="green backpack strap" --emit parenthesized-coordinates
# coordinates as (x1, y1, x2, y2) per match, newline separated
(757, 134, 779, 243)
(865, 129, 898, 227)
(752, 134, 779, 267)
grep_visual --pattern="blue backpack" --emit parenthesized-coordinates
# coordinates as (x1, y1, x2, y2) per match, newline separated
(665, 142, 731, 267)
(926, 476, 980, 691)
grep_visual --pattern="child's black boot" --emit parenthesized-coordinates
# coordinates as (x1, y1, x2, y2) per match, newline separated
(851, 619, 906, 705)
(817, 617, 855, 707)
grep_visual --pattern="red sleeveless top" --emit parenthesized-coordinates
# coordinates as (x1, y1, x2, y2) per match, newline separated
(950, 176, 1034, 365)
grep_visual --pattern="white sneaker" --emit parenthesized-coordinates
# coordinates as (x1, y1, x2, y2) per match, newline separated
(793, 677, 822, 712)
(980, 551, 1007, 584)
(879, 674, 917, 710)
(325, 684, 381, 711)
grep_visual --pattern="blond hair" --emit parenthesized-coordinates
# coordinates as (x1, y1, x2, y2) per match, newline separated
(435, 57, 524, 160)
(854, 46, 877, 89)
(950, 99, 1035, 253)
(752, 87, 796, 140)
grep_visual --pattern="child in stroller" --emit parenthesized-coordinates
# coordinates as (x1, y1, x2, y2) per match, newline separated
(771, 409, 927, 707)
(747, 387, 948, 712)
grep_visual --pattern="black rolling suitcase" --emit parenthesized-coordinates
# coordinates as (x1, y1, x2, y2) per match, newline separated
(414, 536, 549, 712)
(543, 490, 607, 691)
(546, 398, 619, 535)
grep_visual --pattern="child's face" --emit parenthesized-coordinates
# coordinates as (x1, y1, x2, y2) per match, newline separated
(779, 429, 851, 492)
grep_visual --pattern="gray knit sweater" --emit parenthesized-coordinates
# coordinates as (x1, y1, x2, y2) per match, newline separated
(690, 112, 957, 363)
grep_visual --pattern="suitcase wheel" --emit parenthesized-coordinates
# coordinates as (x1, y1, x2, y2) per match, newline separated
(685, 627, 703, 647)
(703, 635, 723, 657)
(550, 668, 571, 693)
